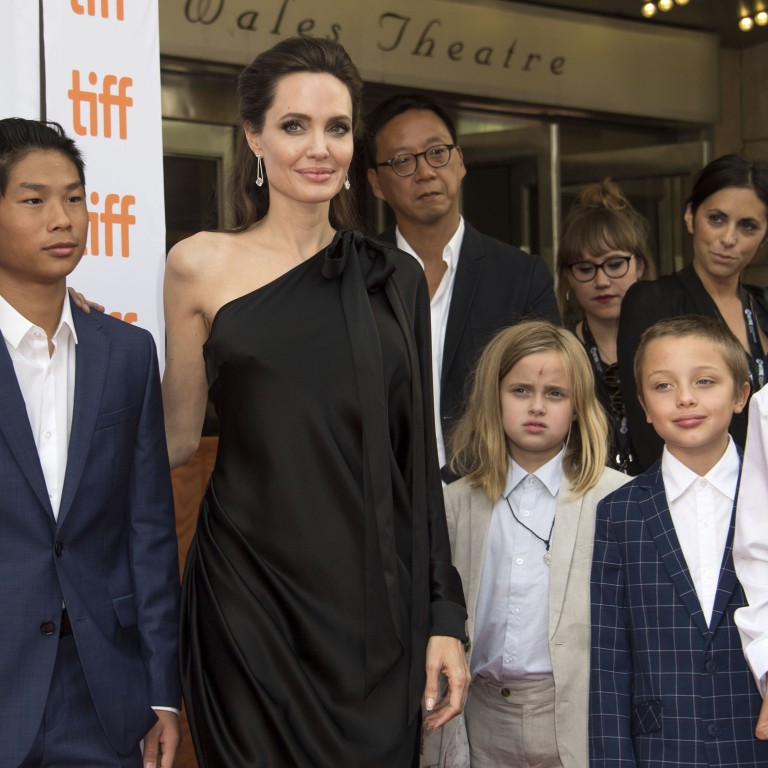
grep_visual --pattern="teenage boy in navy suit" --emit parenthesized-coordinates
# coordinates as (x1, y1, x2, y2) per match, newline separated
(590, 315, 768, 767)
(0, 118, 180, 767)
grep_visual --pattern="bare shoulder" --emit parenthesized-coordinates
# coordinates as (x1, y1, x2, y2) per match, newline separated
(166, 230, 234, 284)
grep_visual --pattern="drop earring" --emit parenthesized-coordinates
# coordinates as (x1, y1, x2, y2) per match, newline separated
(255, 154, 264, 187)
(344, 173, 351, 191)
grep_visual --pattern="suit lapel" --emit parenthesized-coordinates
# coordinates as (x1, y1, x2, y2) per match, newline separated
(708, 500, 739, 636)
(57, 303, 109, 527)
(641, 466, 711, 638)
(466, 489, 494, 639)
(548, 487, 582, 636)
(442, 224, 484, 380)
(0, 340, 54, 517)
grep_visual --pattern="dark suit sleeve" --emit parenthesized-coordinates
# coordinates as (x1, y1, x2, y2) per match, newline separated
(413, 265, 467, 639)
(525, 254, 561, 326)
(590, 496, 637, 767)
(617, 280, 667, 471)
(128, 334, 181, 709)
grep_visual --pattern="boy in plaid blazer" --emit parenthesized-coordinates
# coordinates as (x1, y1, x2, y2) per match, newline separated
(590, 316, 768, 767)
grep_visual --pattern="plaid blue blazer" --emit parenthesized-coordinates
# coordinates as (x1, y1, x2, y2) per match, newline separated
(589, 459, 768, 767)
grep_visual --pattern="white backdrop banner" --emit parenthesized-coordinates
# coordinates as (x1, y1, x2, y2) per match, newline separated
(42, 0, 166, 363)
(0, 1, 40, 118)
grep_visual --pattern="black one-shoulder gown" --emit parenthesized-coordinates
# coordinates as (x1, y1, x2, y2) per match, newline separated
(180, 232, 462, 767)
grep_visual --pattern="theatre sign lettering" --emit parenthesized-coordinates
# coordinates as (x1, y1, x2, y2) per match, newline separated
(162, 0, 718, 123)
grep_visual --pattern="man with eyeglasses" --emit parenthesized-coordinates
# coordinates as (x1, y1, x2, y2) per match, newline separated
(366, 94, 560, 480)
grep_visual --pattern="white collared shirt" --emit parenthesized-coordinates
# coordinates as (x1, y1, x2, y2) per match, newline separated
(662, 437, 739, 627)
(0, 294, 77, 520)
(396, 217, 465, 469)
(734, 387, 768, 693)
(470, 449, 563, 681)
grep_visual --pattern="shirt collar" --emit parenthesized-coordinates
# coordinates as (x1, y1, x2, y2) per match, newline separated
(661, 435, 740, 503)
(0, 293, 79, 349)
(505, 447, 565, 499)
(395, 216, 465, 273)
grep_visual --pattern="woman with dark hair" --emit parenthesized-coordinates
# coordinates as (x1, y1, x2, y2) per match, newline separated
(557, 179, 656, 475)
(163, 37, 468, 767)
(617, 154, 768, 471)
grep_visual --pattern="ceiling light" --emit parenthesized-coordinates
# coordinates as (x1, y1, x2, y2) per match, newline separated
(674, 0, 690, 5)
(657, 0, 674, 10)
(641, 2, 657, 17)
(739, 15, 755, 30)
(756, 10, 768, 25)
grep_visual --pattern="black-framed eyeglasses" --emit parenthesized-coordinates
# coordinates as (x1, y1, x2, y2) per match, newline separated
(567, 256, 633, 283)
(375, 144, 456, 177)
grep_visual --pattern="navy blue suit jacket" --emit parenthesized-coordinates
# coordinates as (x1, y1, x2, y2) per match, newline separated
(378, 223, 560, 445)
(0, 300, 180, 765)
(590, 460, 768, 767)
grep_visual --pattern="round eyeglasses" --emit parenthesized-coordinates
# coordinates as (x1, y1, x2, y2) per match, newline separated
(375, 144, 456, 177)
(567, 255, 634, 282)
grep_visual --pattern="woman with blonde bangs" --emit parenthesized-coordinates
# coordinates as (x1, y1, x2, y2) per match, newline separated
(557, 179, 657, 476)
(422, 321, 629, 768)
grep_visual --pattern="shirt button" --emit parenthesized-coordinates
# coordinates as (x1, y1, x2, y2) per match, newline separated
(522, 510, 530, 518)
(40, 621, 56, 636)
(515, 557, 524, 565)
(700, 480, 708, 488)
(44, 431, 52, 439)
(500, 687, 511, 698)
(512, 607, 520, 615)
(55, 541, 64, 557)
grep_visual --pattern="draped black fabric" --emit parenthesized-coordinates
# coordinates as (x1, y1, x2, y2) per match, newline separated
(180, 231, 464, 767)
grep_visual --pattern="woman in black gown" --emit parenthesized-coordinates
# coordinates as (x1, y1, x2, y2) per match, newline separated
(557, 180, 657, 476)
(162, 38, 468, 767)
(618, 155, 768, 471)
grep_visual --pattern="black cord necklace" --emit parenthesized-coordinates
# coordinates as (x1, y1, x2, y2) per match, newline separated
(505, 496, 555, 566)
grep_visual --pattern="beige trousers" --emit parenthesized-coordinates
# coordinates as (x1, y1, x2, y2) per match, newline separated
(464, 675, 563, 768)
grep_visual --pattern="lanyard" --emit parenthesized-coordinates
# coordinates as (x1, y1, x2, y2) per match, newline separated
(741, 287, 766, 390)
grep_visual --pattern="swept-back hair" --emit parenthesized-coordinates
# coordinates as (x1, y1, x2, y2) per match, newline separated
(450, 321, 608, 500)
(228, 37, 363, 232)
(364, 93, 458, 167)
(0, 118, 85, 195)
(687, 154, 768, 217)
(557, 178, 656, 320)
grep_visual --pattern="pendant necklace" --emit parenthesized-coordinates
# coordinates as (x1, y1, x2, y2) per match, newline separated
(505, 496, 555, 566)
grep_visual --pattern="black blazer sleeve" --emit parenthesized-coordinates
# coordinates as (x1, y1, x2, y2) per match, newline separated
(617, 279, 675, 471)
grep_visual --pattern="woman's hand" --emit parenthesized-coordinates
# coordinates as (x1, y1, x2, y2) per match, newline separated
(68, 287, 105, 314)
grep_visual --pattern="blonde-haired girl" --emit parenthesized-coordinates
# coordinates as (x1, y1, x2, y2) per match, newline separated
(423, 320, 628, 768)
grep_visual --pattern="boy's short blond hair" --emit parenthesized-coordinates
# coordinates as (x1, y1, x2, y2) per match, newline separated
(634, 315, 749, 400)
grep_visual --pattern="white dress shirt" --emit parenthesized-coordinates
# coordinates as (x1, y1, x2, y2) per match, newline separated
(662, 437, 740, 627)
(470, 449, 563, 681)
(734, 387, 768, 693)
(396, 217, 465, 469)
(0, 294, 76, 519)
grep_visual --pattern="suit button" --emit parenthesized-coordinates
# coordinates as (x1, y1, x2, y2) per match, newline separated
(500, 687, 511, 698)
(705, 660, 718, 674)
(54, 541, 63, 556)
(40, 621, 56, 636)
(708, 724, 721, 737)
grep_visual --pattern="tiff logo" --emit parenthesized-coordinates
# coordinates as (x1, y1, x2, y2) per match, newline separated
(71, 0, 124, 20)
(68, 71, 133, 139)
(86, 192, 136, 257)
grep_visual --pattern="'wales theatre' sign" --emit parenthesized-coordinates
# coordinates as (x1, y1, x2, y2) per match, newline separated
(161, 0, 718, 124)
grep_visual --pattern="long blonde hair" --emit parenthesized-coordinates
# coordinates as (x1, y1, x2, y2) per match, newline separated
(450, 321, 609, 500)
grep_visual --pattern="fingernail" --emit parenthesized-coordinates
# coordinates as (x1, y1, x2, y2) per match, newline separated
(426, 697, 435, 711)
